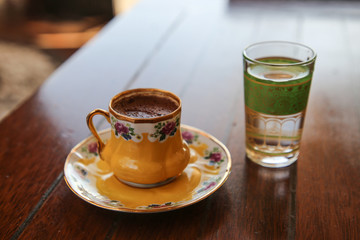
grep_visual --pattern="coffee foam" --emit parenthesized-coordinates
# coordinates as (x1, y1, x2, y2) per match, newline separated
(112, 93, 179, 118)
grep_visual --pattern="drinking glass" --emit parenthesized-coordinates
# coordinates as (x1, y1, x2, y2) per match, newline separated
(243, 41, 316, 168)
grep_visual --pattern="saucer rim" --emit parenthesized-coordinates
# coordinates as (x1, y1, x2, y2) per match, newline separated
(64, 124, 232, 213)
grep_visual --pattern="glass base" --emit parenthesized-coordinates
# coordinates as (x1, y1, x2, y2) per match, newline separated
(246, 147, 299, 168)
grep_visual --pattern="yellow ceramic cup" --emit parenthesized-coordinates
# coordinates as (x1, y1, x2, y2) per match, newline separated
(86, 89, 190, 188)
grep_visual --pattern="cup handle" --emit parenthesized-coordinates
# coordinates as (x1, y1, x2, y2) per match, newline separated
(86, 109, 110, 157)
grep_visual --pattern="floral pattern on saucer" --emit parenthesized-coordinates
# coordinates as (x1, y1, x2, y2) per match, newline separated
(64, 125, 231, 213)
(81, 142, 99, 157)
(204, 148, 225, 168)
(196, 176, 222, 194)
(182, 131, 199, 144)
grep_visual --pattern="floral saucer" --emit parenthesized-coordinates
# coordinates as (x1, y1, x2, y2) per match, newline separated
(64, 125, 231, 213)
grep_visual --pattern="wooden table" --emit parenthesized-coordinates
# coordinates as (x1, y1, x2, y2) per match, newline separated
(1, 0, 359, 239)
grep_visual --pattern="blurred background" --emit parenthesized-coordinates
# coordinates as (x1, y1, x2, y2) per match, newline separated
(0, 0, 359, 122)
(0, 0, 138, 121)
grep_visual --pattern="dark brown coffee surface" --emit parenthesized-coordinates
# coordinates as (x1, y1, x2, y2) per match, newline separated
(113, 94, 179, 118)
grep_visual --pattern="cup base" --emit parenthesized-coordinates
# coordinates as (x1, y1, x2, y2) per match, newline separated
(246, 147, 298, 168)
(116, 176, 177, 188)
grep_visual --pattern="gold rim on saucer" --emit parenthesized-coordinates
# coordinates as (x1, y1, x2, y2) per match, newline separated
(64, 125, 232, 213)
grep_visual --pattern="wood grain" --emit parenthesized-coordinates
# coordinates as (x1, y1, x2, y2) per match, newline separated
(17, 180, 119, 240)
(296, 11, 360, 239)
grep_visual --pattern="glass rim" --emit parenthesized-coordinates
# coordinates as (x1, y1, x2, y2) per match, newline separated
(243, 41, 317, 67)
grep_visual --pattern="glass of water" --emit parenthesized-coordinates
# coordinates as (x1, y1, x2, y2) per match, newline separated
(243, 41, 316, 168)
